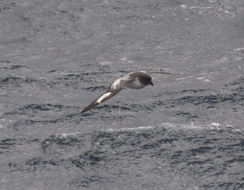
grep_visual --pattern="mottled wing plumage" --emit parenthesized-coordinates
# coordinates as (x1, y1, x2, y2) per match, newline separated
(109, 73, 136, 90)
(81, 74, 136, 113)
(81, 88, 123, 113)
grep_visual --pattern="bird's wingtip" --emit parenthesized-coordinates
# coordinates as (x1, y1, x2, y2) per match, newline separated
(81, 109, 87, 114)
(141, 70, 174, 75)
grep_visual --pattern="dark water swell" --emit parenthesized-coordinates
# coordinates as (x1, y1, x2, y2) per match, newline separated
(1, 123, 243, 190)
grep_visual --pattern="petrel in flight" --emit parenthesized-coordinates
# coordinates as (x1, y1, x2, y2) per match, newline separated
(81, 70, 172, 113)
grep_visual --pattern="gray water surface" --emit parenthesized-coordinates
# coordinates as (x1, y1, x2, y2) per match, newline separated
(0, 0, 244, 189)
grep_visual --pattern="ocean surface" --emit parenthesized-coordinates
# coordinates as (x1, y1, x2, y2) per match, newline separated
(0, 0, 244, 189)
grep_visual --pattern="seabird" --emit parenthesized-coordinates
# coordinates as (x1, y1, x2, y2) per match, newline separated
(81, 70, 172, 113)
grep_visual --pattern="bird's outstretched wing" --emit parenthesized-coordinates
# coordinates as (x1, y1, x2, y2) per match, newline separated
(141, 70, 173, 75)
(81, 87, 123, 113)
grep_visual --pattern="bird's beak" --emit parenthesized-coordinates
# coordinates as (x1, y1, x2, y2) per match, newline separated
(150, 81, 154, 86)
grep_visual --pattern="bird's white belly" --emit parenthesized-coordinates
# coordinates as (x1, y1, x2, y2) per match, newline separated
(125, 80, 145, 89)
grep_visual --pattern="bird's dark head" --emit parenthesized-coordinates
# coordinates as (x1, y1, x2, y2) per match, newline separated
(140, 74, 153, 86)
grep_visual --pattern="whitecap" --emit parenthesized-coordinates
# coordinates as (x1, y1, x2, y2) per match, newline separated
(98, 61, 112, 66)
(103, 126, 155, 133)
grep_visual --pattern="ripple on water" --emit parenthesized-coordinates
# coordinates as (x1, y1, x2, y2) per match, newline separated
(1, 123, 242, 189)
(0, 64, 28, 70)
(0, 138, 16, 153)
(0, 76, 38, 87)
(3, 103, 83, 128)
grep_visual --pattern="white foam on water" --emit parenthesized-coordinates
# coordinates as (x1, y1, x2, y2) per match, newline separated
(103, 126, 155, 133)
(159, 122, 244, 133)
(162, 122, 204, 131)
(0, 118, 13, 129)
(59, 131, 81, 138)
(57, 123, 243, 139)
(99, 122, 244, 134)
(98, 61, 112, 66)
(196, 76, 212, 83)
